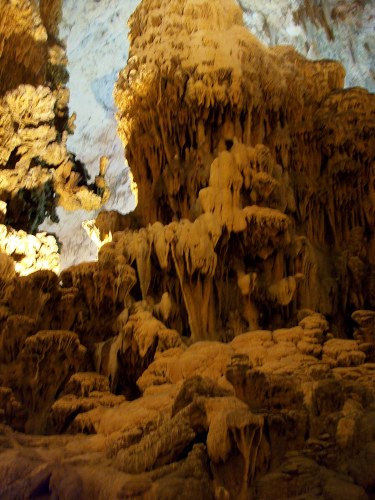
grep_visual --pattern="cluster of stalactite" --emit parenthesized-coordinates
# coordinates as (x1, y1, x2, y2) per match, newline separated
(113, 0, 375, 336)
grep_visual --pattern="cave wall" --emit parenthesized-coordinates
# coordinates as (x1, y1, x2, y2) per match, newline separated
(0, 0, 48, 96)
(241, 0, 375, 92)
(40, 0, 139, 269)
(111, 0, 374, 337)
(0, 1, 374, 498)
(38, 0, 375, 269)
(0, 0, 110, 273)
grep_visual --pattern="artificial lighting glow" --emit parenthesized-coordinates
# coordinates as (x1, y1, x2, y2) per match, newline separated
(129, 170, 138, 207)
(0, 224, 60, 276)
(82, 219, 113, 258)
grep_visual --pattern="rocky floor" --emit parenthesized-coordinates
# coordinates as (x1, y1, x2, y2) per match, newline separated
(1, 309, 374, 498)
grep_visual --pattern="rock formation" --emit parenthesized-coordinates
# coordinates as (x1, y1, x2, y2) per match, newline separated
(39, 0, 139, 270)
(0, 218, 59, 275)
(241, 0, 375, 93)
(0, 0, 374, 498)
(40, 0, 375, 270)
(0, 0, 109, 247)
(113, 0, 374, 336)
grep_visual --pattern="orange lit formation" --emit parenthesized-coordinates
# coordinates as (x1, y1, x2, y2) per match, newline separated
(0, 0, 109, 273)
(0, 0, 374, 498)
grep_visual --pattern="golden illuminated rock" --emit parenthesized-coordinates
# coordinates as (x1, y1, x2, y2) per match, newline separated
(0, 223, 60, 275)
(115, 0, 344, 226)
(0, 84, 109, 231)
(0, 0, 48, 96)
(114, 0, 375, 337)
(0, 0, 374, 498)
(0, 0, 109, 236)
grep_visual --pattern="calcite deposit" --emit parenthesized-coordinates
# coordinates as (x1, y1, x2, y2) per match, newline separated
(49, 0, 373, 270)
(0, 0, 374, 498)
(0, 0, 109, 238)
(113, 0, 374, 336)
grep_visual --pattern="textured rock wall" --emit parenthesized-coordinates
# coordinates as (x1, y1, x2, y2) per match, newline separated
(0, 0, 48, 96)
(241, 0, 375, 92)
(40, 0, 139, 269)
(41, 0, 374, 269)
(0, 263, 374, 498)
(113, 0, 374, 336)
(0, 1, 374, 498)
(0, 0, 109, 271)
